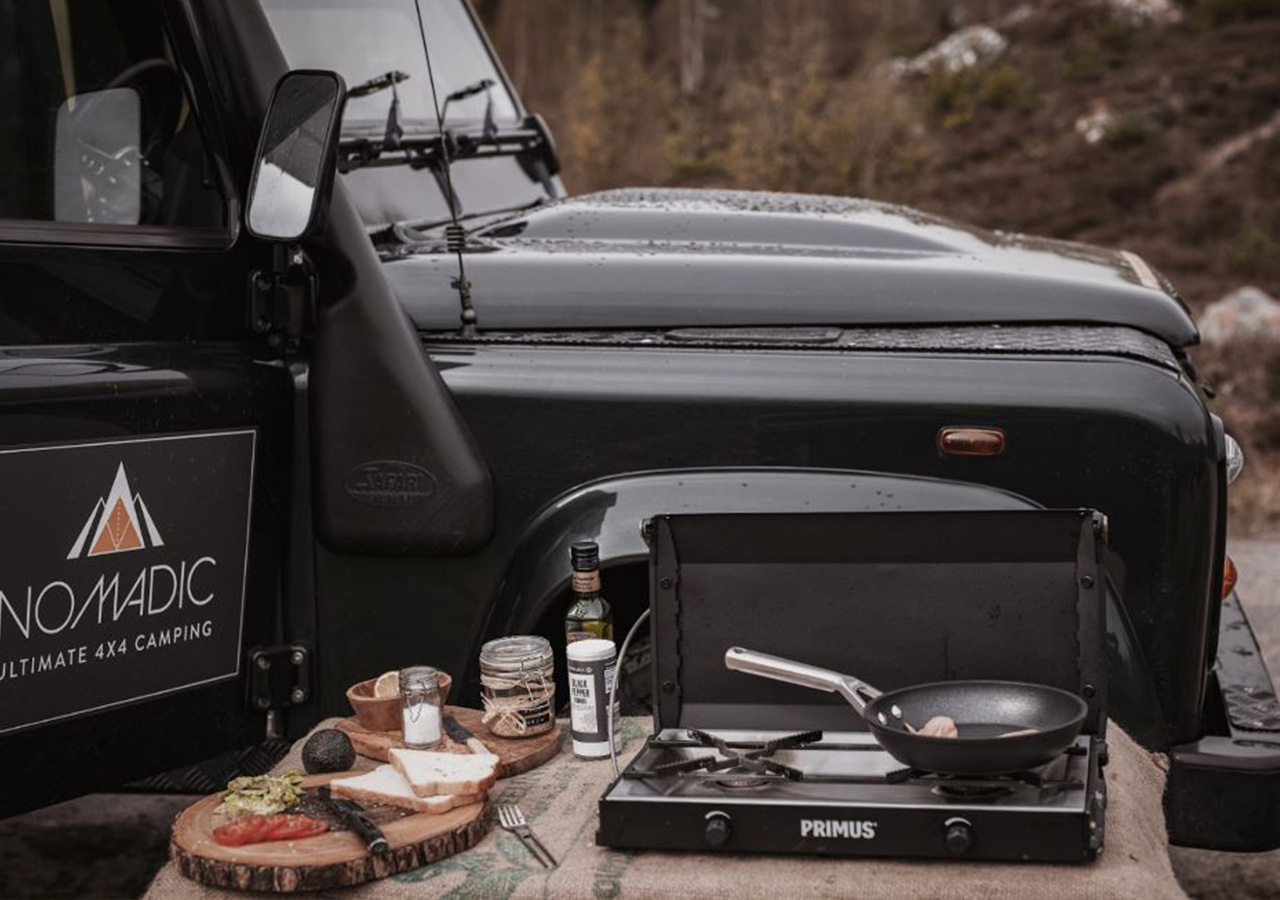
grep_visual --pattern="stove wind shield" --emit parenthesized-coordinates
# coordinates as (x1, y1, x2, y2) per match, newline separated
(648, 509, 1106, 736)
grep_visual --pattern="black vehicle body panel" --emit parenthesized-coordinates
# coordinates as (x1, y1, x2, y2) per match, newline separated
(0, 0, 290, 817)
(305, 331, 1214, 782)
(403, 344, 1218, 742)
(0, 345, 292, 814)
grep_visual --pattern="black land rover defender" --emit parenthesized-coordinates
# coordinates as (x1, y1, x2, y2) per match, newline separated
(0, 0, 1276, 853)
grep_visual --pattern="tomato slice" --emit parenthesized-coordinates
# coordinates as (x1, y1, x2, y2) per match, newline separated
(291, 820, 328, 840)
(295, 821, 328, 840)
(264, 815, 329, 841)
(214, 815, 271, 846)
(213, 813, 316, 846)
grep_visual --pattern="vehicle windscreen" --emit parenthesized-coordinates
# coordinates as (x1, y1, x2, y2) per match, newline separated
(261, 0, 550, 229)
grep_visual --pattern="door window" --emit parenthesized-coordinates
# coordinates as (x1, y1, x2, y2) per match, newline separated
(0, 0, 226, 232)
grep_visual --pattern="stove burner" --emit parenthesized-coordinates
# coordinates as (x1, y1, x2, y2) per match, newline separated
(713, 767, 774, 790)
(903, 767, 1082, 803)
(625, 728, 823, 782)
(930, 781, 1017, 802)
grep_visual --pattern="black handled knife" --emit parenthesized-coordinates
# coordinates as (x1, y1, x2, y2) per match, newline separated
(444, 714, 491, 755)
(316, 785, 390, 855)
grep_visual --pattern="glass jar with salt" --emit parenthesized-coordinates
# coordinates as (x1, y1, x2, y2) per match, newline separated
(399, 666, 443, 749)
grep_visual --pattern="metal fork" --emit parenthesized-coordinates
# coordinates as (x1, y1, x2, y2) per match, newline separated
(497, 804, 557, 868)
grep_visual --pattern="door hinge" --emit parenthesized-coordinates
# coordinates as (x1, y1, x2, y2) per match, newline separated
(247, 643, 312, 711)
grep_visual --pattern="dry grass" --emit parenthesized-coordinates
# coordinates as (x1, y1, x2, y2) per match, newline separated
(483, 0, 942, 200)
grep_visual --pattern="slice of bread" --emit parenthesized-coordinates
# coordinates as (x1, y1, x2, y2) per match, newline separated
(329, 765, 482, 814)
(388, 748, 500, 798)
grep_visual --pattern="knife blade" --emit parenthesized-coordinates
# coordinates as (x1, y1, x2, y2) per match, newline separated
(316, 785, 390, 855)
(443, 714, 491, 755)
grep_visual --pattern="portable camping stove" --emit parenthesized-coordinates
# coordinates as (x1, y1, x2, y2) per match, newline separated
(598, 727, 1107, 862)
(601, 510, 1112, 862)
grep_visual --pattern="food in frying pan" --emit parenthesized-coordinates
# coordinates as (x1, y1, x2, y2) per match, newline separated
(918, 716, 1041, 739)
(919, 716, 959, 738)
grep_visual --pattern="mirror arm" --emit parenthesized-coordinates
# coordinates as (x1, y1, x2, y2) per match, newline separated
(248, 242, 317, 353)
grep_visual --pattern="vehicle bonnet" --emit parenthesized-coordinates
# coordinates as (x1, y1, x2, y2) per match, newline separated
(387, 187, 1197, 346)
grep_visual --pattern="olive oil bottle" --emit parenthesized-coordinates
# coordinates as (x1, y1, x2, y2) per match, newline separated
(565, 540, 614, 643)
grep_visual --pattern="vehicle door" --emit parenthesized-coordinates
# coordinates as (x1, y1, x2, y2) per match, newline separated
(0, 0, 294, 815)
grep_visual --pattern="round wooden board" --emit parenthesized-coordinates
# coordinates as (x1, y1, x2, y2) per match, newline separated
(337, 705, 563, 778)
(171, 773, 489, 893)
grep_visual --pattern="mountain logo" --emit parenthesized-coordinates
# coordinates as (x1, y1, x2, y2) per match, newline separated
(67, 463, 165, 559)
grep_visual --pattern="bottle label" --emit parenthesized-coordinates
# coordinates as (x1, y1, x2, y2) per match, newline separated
(569, 671, 597, 734)
(567, 651, 619, 748)
(572, 570, 601, 594)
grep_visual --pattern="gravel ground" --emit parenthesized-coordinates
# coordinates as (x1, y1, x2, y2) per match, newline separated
(1, 539, 1278, 899)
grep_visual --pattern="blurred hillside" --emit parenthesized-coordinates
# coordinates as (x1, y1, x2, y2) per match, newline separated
(480, 0, 1280, 531)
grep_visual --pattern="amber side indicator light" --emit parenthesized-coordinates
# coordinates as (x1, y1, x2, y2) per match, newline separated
(938, 427, 1006, 457)
(1222, 554, 1238, 599)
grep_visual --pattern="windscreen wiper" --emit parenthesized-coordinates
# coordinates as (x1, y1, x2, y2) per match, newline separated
(346, 70, 412, 151)
(347, 70, 412, 99)
(337, 115, 558, 175)
(440, 78, 495, 124)
(341, 75, 534, 173)
(386, 197, 549, 244)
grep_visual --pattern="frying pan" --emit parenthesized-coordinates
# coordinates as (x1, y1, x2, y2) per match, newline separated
(724, 647, 1088, 776)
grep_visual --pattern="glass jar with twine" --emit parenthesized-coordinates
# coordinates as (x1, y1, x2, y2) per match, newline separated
(478, 635, 556, 738)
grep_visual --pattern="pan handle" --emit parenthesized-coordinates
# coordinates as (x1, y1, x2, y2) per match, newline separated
(724, 647, 881, 718)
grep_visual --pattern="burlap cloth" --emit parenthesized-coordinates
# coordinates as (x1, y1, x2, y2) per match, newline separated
(147, 718, 1187, 900)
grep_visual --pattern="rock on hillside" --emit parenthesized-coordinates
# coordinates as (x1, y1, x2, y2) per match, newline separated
(1199, 286, 1280, 343)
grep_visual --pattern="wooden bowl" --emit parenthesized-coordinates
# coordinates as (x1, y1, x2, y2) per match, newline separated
(346, 670, 453, 733)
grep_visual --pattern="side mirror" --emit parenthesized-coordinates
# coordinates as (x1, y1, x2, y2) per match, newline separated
(246, 70, 346, 242)
(54, 88, 142, 225)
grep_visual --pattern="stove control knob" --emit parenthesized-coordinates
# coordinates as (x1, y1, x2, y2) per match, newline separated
(944, 818, 973, 855)
(704, 812, 732, 848)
